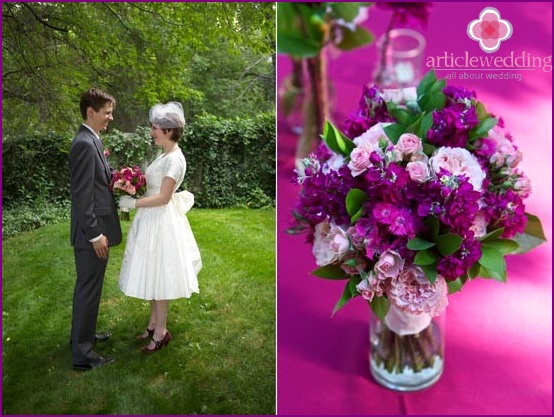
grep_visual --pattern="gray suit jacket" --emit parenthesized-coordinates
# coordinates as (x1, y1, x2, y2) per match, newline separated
(69, 125, 122, 249)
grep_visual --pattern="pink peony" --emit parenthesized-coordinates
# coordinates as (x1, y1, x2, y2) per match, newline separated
(387, 266, 449, 316)
(429, 146, 486, 191)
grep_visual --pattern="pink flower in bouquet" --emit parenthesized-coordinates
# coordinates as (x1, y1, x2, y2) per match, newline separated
(375, 250, 404, 280)
(395, 133, 423, 157)
(388, 266, 448, 316)
(429, 147, 486, 192)
(111, 166, 147, 197)
(406, 160, 430, 182)
(312, 222, 350, 266)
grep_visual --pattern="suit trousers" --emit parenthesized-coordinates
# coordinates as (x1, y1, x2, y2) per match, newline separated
(71, 247, 108, 365)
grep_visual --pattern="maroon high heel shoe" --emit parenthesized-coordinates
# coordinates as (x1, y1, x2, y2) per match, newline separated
(140, 331, 172, 353)
(136, 328, 155, 340)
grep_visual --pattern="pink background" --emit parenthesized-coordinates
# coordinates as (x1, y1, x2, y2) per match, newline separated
(277, 2, 552, 415)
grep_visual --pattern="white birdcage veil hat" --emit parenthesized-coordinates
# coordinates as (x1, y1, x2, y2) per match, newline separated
(149, 101, 185, 129)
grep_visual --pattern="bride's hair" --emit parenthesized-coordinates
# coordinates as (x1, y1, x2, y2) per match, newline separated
(163, 127, 184, 143)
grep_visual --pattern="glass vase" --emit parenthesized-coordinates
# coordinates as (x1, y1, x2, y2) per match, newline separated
(369, 304, 445, 391)
(373, 28, 427, 88)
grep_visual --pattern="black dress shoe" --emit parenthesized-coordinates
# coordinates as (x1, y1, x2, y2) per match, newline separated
(73, 356, 115, 372)
(95, 331, 112, 342)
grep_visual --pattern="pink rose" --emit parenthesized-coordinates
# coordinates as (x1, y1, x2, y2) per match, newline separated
(347, 147, 372, 177)
(513, 176, 532, 198)
(406, 161, 430, 182)
(312, 222, 350, 266)
(375, 250, 404, 280)
(470, 212, 488, 238)
(353, 123, 390, 150)
(356, 272, 385, 301)
(396, 133, 423, 156)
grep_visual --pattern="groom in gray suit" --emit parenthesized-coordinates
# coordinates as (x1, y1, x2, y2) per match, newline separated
(69, 88, 122, 371)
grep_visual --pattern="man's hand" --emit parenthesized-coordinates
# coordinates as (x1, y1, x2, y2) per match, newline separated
(92, 235, 109, 259)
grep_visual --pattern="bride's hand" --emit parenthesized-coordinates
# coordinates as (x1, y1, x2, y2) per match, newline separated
(119, 195, 137, 210)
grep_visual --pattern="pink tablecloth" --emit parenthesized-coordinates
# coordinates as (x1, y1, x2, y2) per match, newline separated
(277, 2, 552, 415)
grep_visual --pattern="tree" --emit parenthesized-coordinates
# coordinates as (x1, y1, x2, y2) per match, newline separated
(2, 2, 275, 135)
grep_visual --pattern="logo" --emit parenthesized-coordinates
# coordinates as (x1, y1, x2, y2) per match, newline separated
(467, 7, 513, 53)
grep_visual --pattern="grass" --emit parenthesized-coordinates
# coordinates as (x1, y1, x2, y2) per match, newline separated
(1, 208, 275, 415)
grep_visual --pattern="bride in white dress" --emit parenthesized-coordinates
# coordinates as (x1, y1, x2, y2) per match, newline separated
(118, 102, 202, 353)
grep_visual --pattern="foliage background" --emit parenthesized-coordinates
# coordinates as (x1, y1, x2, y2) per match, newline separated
(2, 2, 275, 135)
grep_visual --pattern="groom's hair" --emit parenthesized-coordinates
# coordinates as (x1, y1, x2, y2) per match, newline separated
(80, 88, 116, 119)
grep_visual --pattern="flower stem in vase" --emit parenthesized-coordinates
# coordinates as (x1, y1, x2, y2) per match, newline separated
(369, 310, 445, 391)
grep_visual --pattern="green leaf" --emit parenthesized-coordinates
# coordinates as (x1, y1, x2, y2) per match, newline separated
(512, 213, 547, 254)
(329, 2, 361, 21)
(405, 101, 422, 114)
(277, 33, 321, 57)
(480, 227, 505, 242)
(417, 112, 434, 140)
(468, 117, 498, 141)
(476, 264, 507, 282)
(481, 239, 519, 255)
(311, 265, 348, 280)
(345, 188, 368, 222)
(420, 263, 438, 284)
(468, 262, 481, 279)
(417, 70, 437, 97)
(435, 233, 463, 256)
(420, 90, 446, 113)
(276, 3, 323, 57)
(335, 26, 374, 51)
(475, 101, 489, 121)
(389, 107, 415, 125)
(422, 143, 436, 157)
(332, 279, 359, 316)
(407, 237, 436, 250)
(414, 249, 438, 266)
(478, 246, 506, 277)
(369, 296, 390, 321)
(447, 277, 464, 294)
(424, 216, 440, 240)
(382, 123, 405, 144)
(323, 120, 356, 156)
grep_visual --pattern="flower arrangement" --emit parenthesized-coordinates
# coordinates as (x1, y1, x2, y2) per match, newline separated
(288, 70, 546, 378)
(111, 166, 147, 220)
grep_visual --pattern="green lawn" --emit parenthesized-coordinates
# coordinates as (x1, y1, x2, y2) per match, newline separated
(2, 208, 275, 415)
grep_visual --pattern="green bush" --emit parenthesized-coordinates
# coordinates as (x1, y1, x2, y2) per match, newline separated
(183, 112, 276, 208)
(2, 113, 275, 238)
(2, 201, 71, 240)
(2, 131, 72, 207)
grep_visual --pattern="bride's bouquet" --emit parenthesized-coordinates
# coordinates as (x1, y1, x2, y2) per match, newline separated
(111, 166, 147, 220)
